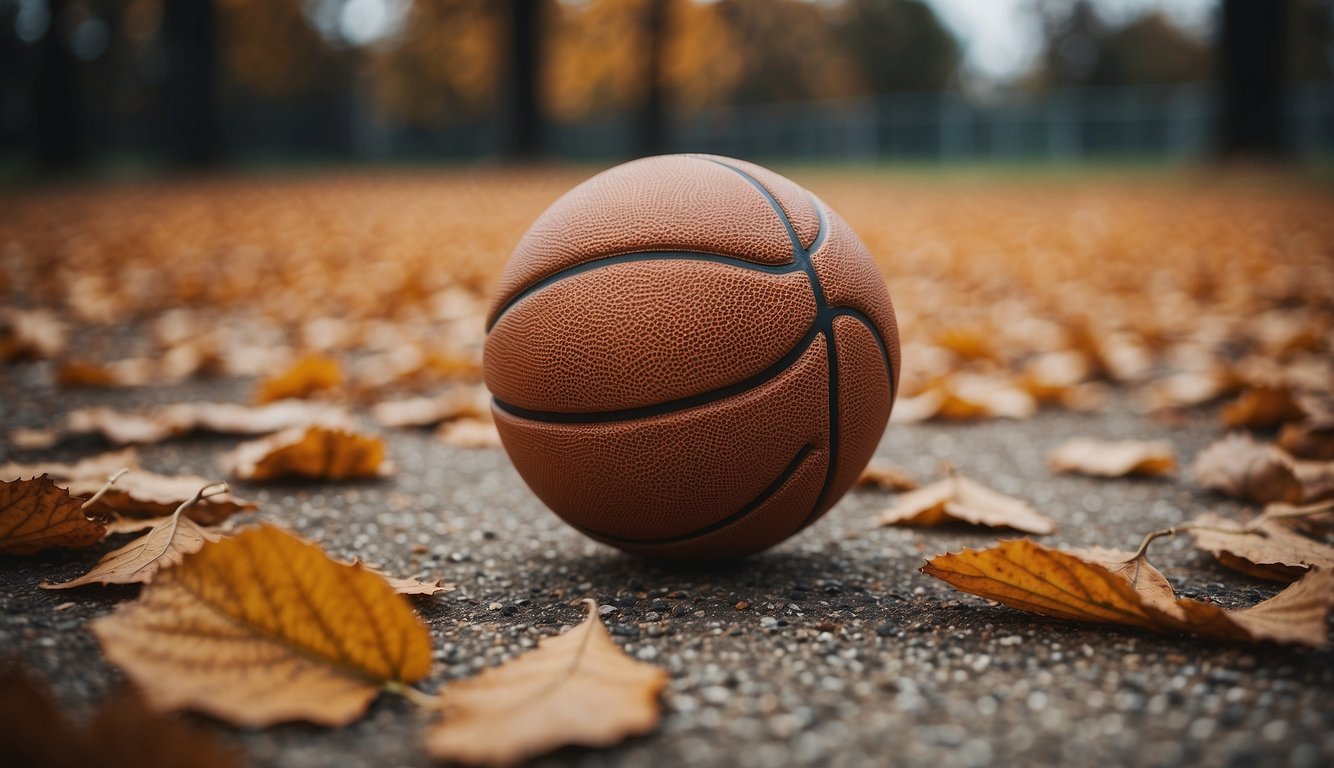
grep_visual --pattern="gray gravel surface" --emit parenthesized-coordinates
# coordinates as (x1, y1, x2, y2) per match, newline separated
(2, 362, 1332, 768)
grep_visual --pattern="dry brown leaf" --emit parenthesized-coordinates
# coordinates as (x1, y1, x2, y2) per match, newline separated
(10, 427, 59, 450)
(42, 484, 228, 589)
(1291, 458, 1334, 502)
(253, 355, 342, 404)
(65, 407, 181, 445)
(370, 386, 489, 429)
(1278, 418, 1334, 461)
(55, 360, 122, 388)
(437, 418, 502, 449)
(428, 600, 668, 766)
(92, 525, 433, 726)
(1221, 385, 1308, 429)
(0, 476, 108, 555)
(1187, 510, 1334, 582)
(889, 376, 1037, 423)
(54, 400, 350, 446)
(0, 307, 66, 361)
(877, 474, 1055, 535)
(923, 539, 1334, 646)
(0, 448, 139, 482)
(225, 425, 392, 481)
(1019, 350, 1089, 402)
(1193, 434, 1304, 504)
(1135, 369, 1233, 412)
(0, 665, 244, 768)
(1046, 438, 1176, 478)
(855, 460, 919, 492)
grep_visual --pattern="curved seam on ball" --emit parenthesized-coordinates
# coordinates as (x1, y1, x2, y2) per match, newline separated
(829, 307, 897, 404)
(566, 442, 817, 546)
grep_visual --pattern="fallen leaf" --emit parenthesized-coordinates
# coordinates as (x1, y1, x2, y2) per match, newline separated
(42, 483, 229, 588)
(53, 400, 350, 446)
(253, 355, 342, 404)
(1135, 369, 1232, 412)
(437, 418, 502, 449)
(370, 386, 488, 429)
(1291, 458, 1334, 502)
(225, 425, 392, 480)
(1193, 434, 1303, 504)
(0, 307, 66, 361)
(10, 427, 59, 450)
(0, 476, 108, 555)
(877, 474, 1055, 535)
(92, 525, 432, 726)
(1278, 418, 1334, 461)
(428, 600, 668, 766)
(1046, 438, 1176, 478)
(65, 407, 180, 445)
(0, 665, 244, 768)
(855, 460, 919, 492)
(923, 539, 1333, 646)
(383, 575, 456, 596)
(55, 360, 122, 388)
(1187, 510, 1334, 582)
(1221, 385, 1308, 429)
(0, 448, 139, 482)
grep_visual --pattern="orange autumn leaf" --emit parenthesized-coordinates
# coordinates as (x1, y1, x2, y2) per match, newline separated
(1278, 418, 1334, 461)
(855, 459, 918, 492)
(42, 484, 229, 589)
(92, 525, 433, 726)
(253, 355, 342, 404)
(1187, 509, 1334, 583)
(1193, 434, 1303, 504)
(225, 425, 392, 481)
(878, 474, 1055, 535)
(1046, 438, 1176, 478)
(0, 476, 108, 555)
(923, 539, 1334, 646)
(1221, 385, 1308, 429)
(428, 600, 668, 766)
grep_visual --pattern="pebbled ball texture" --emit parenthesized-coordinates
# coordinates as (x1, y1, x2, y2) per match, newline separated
(483, 155, 900, 560)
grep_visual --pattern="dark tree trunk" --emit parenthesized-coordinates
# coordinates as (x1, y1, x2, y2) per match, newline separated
(505, 0, 544, 160)
(1218, 0, 1289, 158)
(636, 0, 669, 157)
(163, 0, 222, 167)
(34, 0, 82, 171)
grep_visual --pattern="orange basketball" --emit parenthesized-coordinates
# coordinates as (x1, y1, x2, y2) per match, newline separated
(483, 155, 900, 559)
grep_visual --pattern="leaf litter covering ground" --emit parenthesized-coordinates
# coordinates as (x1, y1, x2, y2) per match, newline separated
(1, 170, 1334, 764)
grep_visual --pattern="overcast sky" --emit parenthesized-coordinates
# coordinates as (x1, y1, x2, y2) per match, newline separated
(924, 0, 1217, 81)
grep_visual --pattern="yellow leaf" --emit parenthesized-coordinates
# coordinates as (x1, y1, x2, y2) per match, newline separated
(253, 355, 342, 404)
(1193, 434, 1303, 504)
(92, 525, 432, 726)
(878, 474, 1055, 535)
(428, 601, 668, 766)
(0, 476, 107, 555)
(225, 425, 392, 480)
(923, 539, 1334, 646)
(1046, 438, 1176, 478)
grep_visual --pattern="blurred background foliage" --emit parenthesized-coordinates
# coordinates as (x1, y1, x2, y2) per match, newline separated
(0, 0, 1331, 171)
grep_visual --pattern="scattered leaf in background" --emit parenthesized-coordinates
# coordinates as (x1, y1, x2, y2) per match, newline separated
(42, 482, 230, 589)
(51, 400, 351, 446)
(0, 449, 139, 483)
(1193, 434, 1304, 504)
(0, 665, 244, 768)
(923, 539, 1333, 646)
(1046, 438, 1176, 478)
(9, 427, 58, 450)
(1221, 385, 1308, 429)
(65, 407, 180, 445)
(437, 418, 502, 449)
(225, 426, 392, 481)
(1186, 510, 1334, 582)
(0, 476, 109, 555)
(877, 473, 1055, 534)
(1291, 458, 1334, 502)
(855, 460, 918, 492)
(253, 355, 342, 404)
(55, 360, 124, 388)
(92, 525, 433, 726)
(0, 307, 66, 361)
(370, 386, 489, 429)
(428, 600, 668, 766)
(1278, 417, 1334, 461)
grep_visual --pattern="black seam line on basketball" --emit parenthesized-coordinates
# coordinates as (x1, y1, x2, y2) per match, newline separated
(485, 249, 803, 332)
(567, 443, 816, 547)
(491, 325, 824, 424)
(830, 307, 898, 403)
(695, 159, 840, 531)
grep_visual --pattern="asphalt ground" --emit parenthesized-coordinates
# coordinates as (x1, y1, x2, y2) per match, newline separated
(2, 357, 1331, 768)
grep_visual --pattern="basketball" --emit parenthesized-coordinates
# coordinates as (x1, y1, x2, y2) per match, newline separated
(483, 154, 900, 559)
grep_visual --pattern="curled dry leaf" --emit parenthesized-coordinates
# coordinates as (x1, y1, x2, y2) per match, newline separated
(253, 355, 342, 405)
(66, 407, 180, 445)
(1193, 434, 1303, 504)
(855, 460, 918, 492)
(1278, 418, 1334, 461)
(1046, 438, 1176, 478)
(226, 425, 392, 481)
(877, 473, 1055, 535)
(0, 476, 108, 555)
(437, 418, 502, 449)
(370, 386, 489, 429)
(348, 558, 457, 596)
(0, 307, 66, 361)
(0, 448, 139, 482)
(1187, 510, 1334, 583)
(1221, 385, 1308, 429)
(0, 665, 244, 768)
(923, 539, 1334, 646)
(428, 600, 668, 766)
(54, 400, 351, 446)
(42, 483, 229, 589)
(890, 374, 1037, 423)
(92, 525, 433, 726)
(1291, 458, 1334, 503)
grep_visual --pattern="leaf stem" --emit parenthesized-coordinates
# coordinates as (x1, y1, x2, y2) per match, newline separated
(81, 468, 129, 510)
(385, 681, 441, 710)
